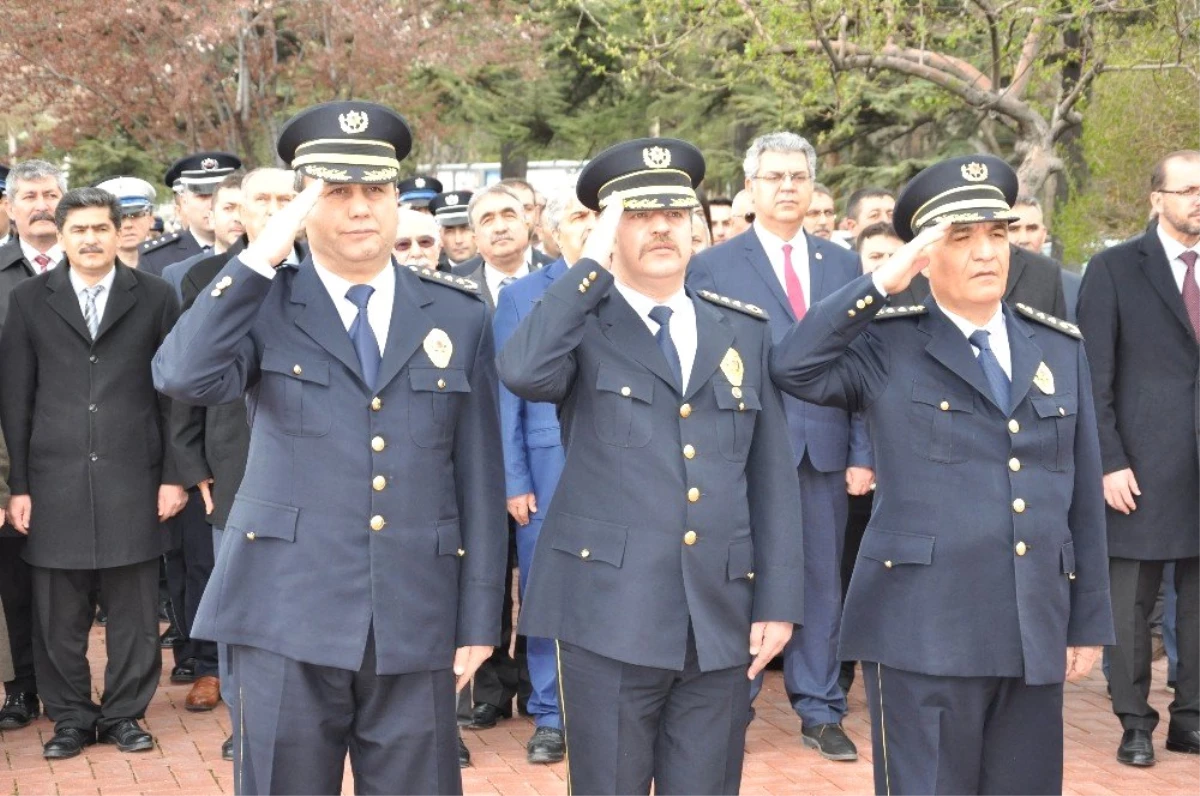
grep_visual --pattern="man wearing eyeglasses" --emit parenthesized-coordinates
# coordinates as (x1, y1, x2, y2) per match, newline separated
(688, 131, 868, 762)
(394, 208, 443, 270)
(1077, 149, 1200, 766)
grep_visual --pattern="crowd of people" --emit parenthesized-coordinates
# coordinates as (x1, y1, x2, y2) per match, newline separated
(0, 99, 1195, 796)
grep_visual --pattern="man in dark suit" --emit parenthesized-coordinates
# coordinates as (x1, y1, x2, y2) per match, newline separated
(498, 138, 804, 795)
(1077, 149, 1200, 765)
(1009, 195, 1083, 321)
(139, 152, 242, 277)
(688, 131, 869, 760)
(770, 154, 1114, 795)
(0, 159, 67, 733)
(153, 101, 506, 795)
(0, 187, 189, 759)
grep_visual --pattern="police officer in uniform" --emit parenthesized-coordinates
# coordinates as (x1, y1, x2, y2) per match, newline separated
(140, 152, 242, 276)
(769, 155, 1114, 795)
(429, 191, 475, 271)
(153, 101, 506, 795)
(498, 139, 804, 795)
(397, 175, 444, 213)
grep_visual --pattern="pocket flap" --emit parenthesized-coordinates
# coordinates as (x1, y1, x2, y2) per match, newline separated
(1061, 540, 1076, 575)
(550, 513, 628, 567)
(1032, 394, 1077, 418)
(727, 536, 755, 580)
(437, 520, 463, 556)
(226, 496, 299, 542)
(714, 384, 762, 412)
(410, 368, 471, 393)
(860, 529, 935, 566)
(261, 349, 330, 386)
(596, 363, 654, 403)
(911, 380, 973, 413)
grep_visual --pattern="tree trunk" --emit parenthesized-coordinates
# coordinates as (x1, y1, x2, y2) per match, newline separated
(500, 141, 528, 179)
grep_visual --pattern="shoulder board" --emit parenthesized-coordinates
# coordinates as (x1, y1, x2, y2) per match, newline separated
(140, 231, 181, 252)
(873, 303, 928, 320)
(406, 265, 482, 297)
(696, 290, 769, 320)
(1014, 303, 1082, 338)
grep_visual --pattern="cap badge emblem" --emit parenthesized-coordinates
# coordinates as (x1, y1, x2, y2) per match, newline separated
(961, 162, 988, 182)
(200, 158, 218, 171)
(446, 193, 459, 205)
(338, 110, 370, 135)
(415, 178, 426, 188)
(643, 146, 672, 169)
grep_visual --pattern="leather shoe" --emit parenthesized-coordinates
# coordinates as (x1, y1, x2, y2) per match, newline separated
(801, 723, 858, 761)
(0, 691, 41, 730)
(1166, 727, 1200, 755)
(160, 625, 184, 649)
(222, 735, 234, 761)
(43, 726, 96, 759)
(99, 718, 154, 752)
(458, 734, 471, 768)
(185, 676, 221, 712)
(1116, 728, 1155, 766)
(466, 702, 511, 730)
(170, 658, 197, 684)
(526, 726, 565, 764)
(95, 606, 108, 626)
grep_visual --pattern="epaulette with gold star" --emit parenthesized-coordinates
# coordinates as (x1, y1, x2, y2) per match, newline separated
(873, 303, 928, 320)
(1014, 303, 1082, 338)
(696, 290, 769, 320)
(140, 231, 181, 253)
(406, 265, 482, 297)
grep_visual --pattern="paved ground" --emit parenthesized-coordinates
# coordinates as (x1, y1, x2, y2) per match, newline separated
(1, 623, 1195, 794)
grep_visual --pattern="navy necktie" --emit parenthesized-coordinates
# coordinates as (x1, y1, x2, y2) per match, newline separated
(648, 305, 683, 390)
(968, 329, 1010, 410)
(346, 284, 381, 390)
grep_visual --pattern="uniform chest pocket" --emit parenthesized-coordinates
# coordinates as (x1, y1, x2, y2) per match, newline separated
(408, 368, 471, 449)
(1031, 393, 1077, 472)
(260, 349, 331, 437)
(714, 381, 762, 462)
(593, 364, 654, 448)
(908, 380, 974, 463)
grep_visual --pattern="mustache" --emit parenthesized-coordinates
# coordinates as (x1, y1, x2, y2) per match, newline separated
(78, 246, 105, 254)
(641, 235, 679, 256)
(30, 211, 55, 223)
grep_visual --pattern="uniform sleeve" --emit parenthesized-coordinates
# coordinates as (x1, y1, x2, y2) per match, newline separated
(0, 291, 36, 495)
(492, 286, 533, 498)
(1075, 256, 1129, 474)
(848, 412, 873, 469)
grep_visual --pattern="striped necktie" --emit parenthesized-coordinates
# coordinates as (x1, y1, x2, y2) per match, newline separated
(83, 285, 105, 339)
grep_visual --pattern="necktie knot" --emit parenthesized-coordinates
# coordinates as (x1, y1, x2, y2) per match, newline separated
(346, 284, 375, 310)
(648, 305, 674, 328)
(1180, 250, 1198, 269)
(968, 329, 992, 352)
(500, 276, 516, 289)
(34, 254, 52, 272)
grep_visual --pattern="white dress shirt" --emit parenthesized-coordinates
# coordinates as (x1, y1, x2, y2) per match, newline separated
(612, 279, 698, 392)
(21, 240, 64, 273)
(941, 304, 1013, 379)
(311, 260, 395, 356)
(1156, 223, 1200, 294)
(753, 221, 811, 305)
(484, 262, 530, 303)
(68, 267, 117, 327)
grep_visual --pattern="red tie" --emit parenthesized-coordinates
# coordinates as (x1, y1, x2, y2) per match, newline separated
(782, 243, 807, 320)
(33, 254, 52, 273)
(1181, 250, 1200, 342)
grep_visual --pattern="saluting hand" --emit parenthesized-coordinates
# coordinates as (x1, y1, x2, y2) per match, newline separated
(246, 177, 325, 267)
(578, 192, 624, 270)
(747, 621, 793, 679)
(872, 220, 952, 296)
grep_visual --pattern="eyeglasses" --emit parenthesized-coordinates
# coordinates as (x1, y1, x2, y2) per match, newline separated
(754, 172, 812, 186)
(395, 236, 437, 251)
(1157, 186, 1200, 198)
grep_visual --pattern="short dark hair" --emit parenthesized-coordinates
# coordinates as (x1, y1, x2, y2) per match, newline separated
(708, 197, 732, 208)
(812, 182, 833, 199)
(845, 187, 895, 224)
(214, 172, 244, 201)
(55, 187, 121, 231)
(1014, 194, 1042, 211)
(854, 221, 901, 251)
(1151, 150, 1200, 192)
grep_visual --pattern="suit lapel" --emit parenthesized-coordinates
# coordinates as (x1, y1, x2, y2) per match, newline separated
(743, 231, 794, 321)
(45, 265, 92, 342)
(599, 292, 680, 392)
(94, 264, 137, 342)
(807, 234, 828, 302)
(1006, 308, 1043, 413)
(684, 295, 736, 402)
(375, 267, 436, 392)
(920, 305, 1003, 411)
(289, 261, 365, 385)
(1137, 227, 1194, 337)
(1004, 244, 1027, 303)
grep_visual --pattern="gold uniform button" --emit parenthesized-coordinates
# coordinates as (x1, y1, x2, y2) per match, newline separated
(219, 277, 233, 288)
(245, 532, 256, 541)
(437, 379, 447, 390)
(370, 397, 382, 411)
(1008, 419, 1020, 434)
(731, 387, 743, 399)
(1013, 498, 1026, 513)
(580, 549, 591, 559)
(620, 386, 631, 397)
(738, 402, 746, 411)
(848, 309, 857, 317)
(746, 571, 755, 580)
(1009, 458, 1021, 472)
(457, 548, 466, 557)
(588, 271, 598, 280)
(683, 444, 696, 459)
(370, 515, 385, 531)
(210, 288, 222, 298)
(582, 277, 591, 288)
(372, 475, 387, 491)
(371, 436, 386, 452)
(578, 284, 587, 293)
(1015, 541, 1028, 556)
(884, 560, 893, 569)
(683, 531, 697, 546)
(679, 403, 692, 418)
(1058, 407, 1066, 417)
(1068, 572, 1076, 580)
(864, 295, 874, 306)
(293, 364, 303, 375)
(939, 401, 950, 411)
(856, 299, 867, 310)
(687, 487, 700, 503)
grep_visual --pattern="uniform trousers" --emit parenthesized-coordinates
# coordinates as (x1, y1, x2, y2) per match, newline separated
(1109, 556, 1198, 733)
(515, 514, 560, 728)
(0, 536, 36, 695)
(471, 524, 530, 713)
(751, 456, 848, 725)
(557, 629, 750, 796)
(862, 662, 1064, 795)
(230, 634, 461, 796)
(31, 559, 160, 732)
(164, 491, 219, 676)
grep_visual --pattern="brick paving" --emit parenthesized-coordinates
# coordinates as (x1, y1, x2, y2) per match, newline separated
(1, 623, 1196, 794)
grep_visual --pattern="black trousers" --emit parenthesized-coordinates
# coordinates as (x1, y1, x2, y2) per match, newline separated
(863, 663, 1063, 795)
(0, 535, 36, 694)
(1109, 556, 1199, 733)
(31, 559, 160, 733)
(471, 526, 530, 711)
(164, 491, 219, 676)
(557, 632, 749, 795)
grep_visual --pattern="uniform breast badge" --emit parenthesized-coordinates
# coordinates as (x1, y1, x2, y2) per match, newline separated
(1034, 361, 1055, 394)
(424, 329, 453, 368)
(720, 348, 744, 387)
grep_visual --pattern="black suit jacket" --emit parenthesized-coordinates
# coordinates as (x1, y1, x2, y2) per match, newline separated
(1077, 223, 1199, 560)
(453, 250, 552, 309)
(0, 263, 184, 568)
(0, 240, 36, 331)
(891, 244, 1068, 318)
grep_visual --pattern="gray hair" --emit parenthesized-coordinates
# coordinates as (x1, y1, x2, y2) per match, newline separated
(742, 132, 817, 181)
(8, 159, 68, 196)
(541, 187, 579, 233)
(467, 184, 523, 230)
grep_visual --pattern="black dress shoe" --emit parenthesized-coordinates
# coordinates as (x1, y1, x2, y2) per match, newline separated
(526, 726, 565, 764)
(160, 625, 184, 649)
(1116, 728, 1155, 766)
(801, 723, 858, 761)
(222, 735, 234, 761)
(99, 718, 154, 752)
(1166, 727, 1200, 754)
(466, 702, 511, 730)
(170, 658, 197, 684)
(457, 735, 471, 768)
(95, 606, 108, 626)
(0, 691, 41, 730)
(43, 726, 96, 759)
(158, 597, 171, 623)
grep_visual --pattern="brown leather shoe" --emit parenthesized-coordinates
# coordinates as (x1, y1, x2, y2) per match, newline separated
(185, 676, 221, 712)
